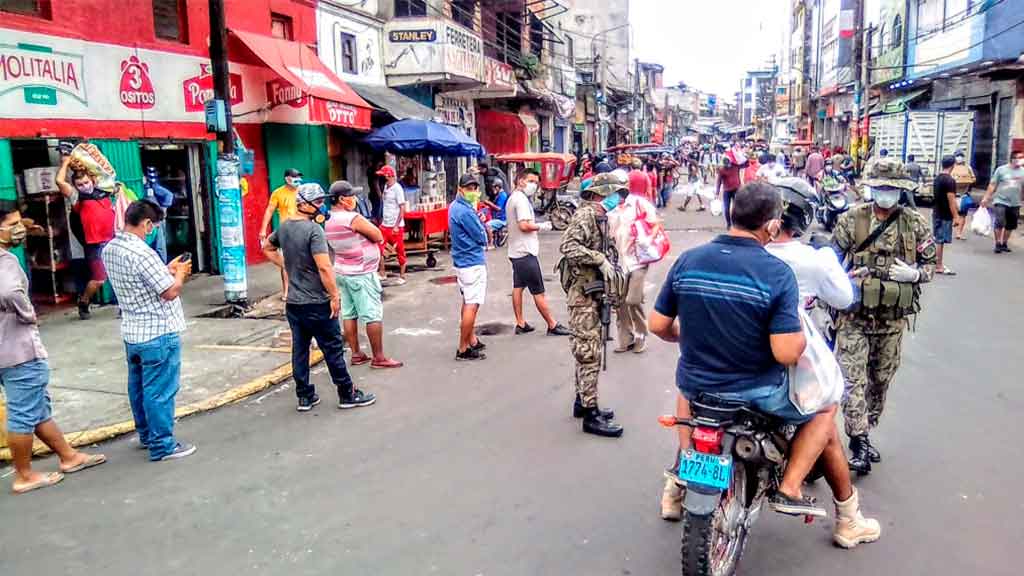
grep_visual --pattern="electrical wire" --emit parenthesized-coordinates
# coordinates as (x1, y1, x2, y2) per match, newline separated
(907, 0, 1004, 44)
(868, 15, 1024, 71)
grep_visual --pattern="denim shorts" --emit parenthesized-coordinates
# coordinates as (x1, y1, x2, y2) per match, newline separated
(681, 372, 811, 425)
(932, 216, 954, 244)
(0, 359, 53, 434)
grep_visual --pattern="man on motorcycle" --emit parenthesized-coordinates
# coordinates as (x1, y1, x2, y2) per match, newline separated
(651, 182, 880, 549)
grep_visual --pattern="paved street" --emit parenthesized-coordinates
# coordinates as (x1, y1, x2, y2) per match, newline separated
(1, 208, 1020, 576)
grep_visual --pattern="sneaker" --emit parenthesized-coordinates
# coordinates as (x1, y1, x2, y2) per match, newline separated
(546, 323, 571, 336)
(632, 336, 647, 353)
(77, 301, 91, 320)
(338, 389, 376, 409)
(456, 347, 487, 361)
(394, 277, 407, 286)
(1004, 244, 1013, 253)
(515, 323, 536, 335)
(297, 394, 321, 412)
(613, 341, 635, 353)
(768, 489, 827, 518)
(470, 339, 487, 352)
(159, 442, 197, 461)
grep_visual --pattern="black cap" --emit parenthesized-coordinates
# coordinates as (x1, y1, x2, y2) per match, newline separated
(329, 180, 359, 197)
(284, 168, 302, 178)
(458, 173, 480, 188)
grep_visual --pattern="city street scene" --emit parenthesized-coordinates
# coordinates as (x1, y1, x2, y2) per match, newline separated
(1, 0, 1022, 575)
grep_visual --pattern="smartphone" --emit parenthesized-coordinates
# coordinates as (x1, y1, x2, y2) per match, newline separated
(178, 252, 192, 264)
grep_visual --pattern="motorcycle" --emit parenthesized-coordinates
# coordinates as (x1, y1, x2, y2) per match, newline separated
(660, 394, 814, 576)
(817, 177, 850, 232)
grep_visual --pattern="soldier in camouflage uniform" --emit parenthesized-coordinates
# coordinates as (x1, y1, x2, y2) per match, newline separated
(832, 157, 936, 474)
(558, 172, 627, 438)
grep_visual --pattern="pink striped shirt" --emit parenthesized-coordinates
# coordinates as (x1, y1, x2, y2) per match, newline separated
(325, 211, 380, 276)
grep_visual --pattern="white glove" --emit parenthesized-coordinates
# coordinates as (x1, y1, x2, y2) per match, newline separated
(537, 221, 553, 232)
(889, 259, 920, 283)
(599, 259, 615, 281)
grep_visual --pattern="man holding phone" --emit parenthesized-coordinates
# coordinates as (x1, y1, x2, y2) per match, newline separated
(102, 200, 195, 461)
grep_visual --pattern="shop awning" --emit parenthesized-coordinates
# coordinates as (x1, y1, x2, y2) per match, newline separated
(347, 82, 436, 121)
(477, 109, 530, 154)
(229, 29, 373, 131)
(881, 88, 928, 114)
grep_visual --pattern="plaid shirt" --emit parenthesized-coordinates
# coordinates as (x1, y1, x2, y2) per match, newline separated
(102, 232, 186, 344)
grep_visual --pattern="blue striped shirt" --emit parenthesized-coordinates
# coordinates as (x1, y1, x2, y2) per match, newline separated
(654, 235, 801, 393)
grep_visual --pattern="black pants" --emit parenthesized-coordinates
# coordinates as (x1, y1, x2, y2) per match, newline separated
(723, 189, 737, 228)
(285, 302, 353, 400)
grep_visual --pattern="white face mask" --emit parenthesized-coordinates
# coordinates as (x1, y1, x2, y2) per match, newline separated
(873, 188, 901, 210)
(524, 181, 539, 196)
(286, 176, 302, 188)
(1013, 159, 1024, 169)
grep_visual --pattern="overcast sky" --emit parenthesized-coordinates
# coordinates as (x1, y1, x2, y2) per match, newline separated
(630, 0, 786, 101)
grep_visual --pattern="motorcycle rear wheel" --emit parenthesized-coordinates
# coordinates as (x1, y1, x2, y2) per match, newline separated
(680, 466, 749, 576)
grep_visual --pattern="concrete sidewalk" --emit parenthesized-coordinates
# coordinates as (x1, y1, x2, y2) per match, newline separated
(2, 206, 725, 458)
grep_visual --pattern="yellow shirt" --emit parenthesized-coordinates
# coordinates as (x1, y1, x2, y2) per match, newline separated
(269, 185, 298, 220)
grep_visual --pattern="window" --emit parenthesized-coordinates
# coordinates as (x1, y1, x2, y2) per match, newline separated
(339, 32, 358, 75)
(565, 35, 574, 66)
(496, 11, 522, 63)
(153, 0, 187, 43)
(891, 14, 903, 48)
(917, 0, 944, 37)
(2, 0, 51, 17)
(394, 0, 427, 18)
(451, 0, 476, 30)
(529, 14, 544, 57)
(744, 93, 752, 103)
(271, 12, 294, 40)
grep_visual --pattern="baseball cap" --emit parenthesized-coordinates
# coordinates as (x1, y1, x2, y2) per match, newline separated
(296, 182, 326, 205)
(329, 180, 361, 198)
(376, 165, 396, 178)
(284, 168, 302, 178)
(458, 173, 480, 188)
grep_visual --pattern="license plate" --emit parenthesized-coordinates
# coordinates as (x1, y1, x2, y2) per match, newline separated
(678, 449, 733, 490)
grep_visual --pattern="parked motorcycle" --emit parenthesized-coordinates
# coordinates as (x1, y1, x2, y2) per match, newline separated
(660, 394, 815, 576)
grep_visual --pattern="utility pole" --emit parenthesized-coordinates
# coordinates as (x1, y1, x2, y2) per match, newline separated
(852, 0, 871, 169)
(208, 0, 247, 305)
(634, 58, 640, 143)
(600, 40, 608, 151)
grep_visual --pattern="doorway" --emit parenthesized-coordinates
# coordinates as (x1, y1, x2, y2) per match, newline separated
(970, 103, 994, 188)
(139, 143, 211, 271)
(995, 96, 1013, 169)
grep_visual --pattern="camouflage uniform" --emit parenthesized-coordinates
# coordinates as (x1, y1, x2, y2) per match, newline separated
(559, 201, 615, 409)
(832, 164, 936, 439)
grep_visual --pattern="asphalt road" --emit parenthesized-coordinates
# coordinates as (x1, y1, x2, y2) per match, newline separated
(2, 208, 1020, 576)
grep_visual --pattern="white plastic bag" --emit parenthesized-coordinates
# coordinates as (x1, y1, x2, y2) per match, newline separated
(972, 207, 993, 237)
(709, 198, 723, 216)
(697, 184, 716, 200)
(788, 309, 844, 415)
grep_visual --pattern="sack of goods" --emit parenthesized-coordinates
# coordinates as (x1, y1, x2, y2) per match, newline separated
(68, 143, 118, 192)
(971, 208, 993, 237)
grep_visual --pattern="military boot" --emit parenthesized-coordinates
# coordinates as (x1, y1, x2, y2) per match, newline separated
(582, 407, 624, 438)
(865, 435, 881, 463)
(660, 473, 685, 521)
(833, 488, 882, 549)
(848, 435, 872, 475)
(573, 395, 614, 419)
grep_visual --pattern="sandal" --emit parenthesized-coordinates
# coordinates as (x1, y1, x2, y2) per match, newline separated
(938, 267, 957, 276)
(349, 353, 371, 366)
(61, 453, 107, 474)
(370, 358, 404, 369)
(12, 471, 64, 495)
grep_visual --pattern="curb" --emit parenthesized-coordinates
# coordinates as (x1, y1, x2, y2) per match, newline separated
(0, 350, 324, 461)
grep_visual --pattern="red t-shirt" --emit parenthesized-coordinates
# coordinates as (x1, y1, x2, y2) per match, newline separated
(628, 170, 649, 197)
(74, 197, 115, 244)
(647, 170, 658, 191)
(719, 165, 742, 192)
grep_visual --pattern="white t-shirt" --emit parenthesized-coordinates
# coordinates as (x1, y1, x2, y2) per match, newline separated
(381, 182, 406, 228)
(766, 240, 854, 309)
(504, 189, 539, 258)
(756, 162, 787, 180)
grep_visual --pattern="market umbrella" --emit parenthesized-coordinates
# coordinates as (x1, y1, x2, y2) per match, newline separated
(363, 119, 484, 157)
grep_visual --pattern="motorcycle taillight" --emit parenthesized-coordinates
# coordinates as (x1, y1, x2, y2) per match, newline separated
(692, 427, 724, 455)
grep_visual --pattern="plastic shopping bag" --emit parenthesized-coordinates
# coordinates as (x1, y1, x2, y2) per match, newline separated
(959, 193, 976, 214)
(971, 207, 993, 237)
(788, 309, 845, 415)
(710, 198, 724, 216)
(632, 219, 671, 264)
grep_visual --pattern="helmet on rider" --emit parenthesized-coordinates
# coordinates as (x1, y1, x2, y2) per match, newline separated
(772, 177, 817, 238)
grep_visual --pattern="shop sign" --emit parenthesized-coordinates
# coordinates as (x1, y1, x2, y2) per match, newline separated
(389, 29, 436, 43)
(435, 95, 475, 136)
(308, 97, 372, 130)
(183, 64, 243, 113)
(443, 23, 482, 81)
(0, 42, 85, 106)
(266, 78, 307, 109)
(484, 58, 515, 89)
(118, 55, 156, 110)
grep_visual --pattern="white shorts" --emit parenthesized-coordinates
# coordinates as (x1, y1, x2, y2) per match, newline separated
(456, 265, 487, 305)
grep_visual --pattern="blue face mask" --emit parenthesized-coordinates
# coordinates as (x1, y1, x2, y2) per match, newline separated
(601, 192, 621, 211)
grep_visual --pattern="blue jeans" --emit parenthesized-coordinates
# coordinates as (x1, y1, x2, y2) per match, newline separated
(125, 333, 182, 460)
(0, 359, 52, 434)
(722, 189, 736, 228)
(659, 184, 672, 208)
(147, 221, 168, 263)
(285, 302, 354, 401)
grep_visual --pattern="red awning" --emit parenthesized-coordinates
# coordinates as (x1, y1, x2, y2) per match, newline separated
(476, 109, 528, 154)
(229, 29, 373, 131)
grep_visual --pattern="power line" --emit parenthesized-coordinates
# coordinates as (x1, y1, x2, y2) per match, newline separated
(868, 15, 1024, 71)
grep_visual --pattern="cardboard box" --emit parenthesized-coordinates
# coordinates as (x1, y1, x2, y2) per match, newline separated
(23, 166, 59, 194)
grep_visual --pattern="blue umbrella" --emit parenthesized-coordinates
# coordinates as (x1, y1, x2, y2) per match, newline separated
(363, 119, 483, 157)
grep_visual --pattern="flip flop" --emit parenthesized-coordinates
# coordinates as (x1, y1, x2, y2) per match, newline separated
(370, 358, 404, 369)
(349, 353, 371, 366)
(12, 471, 64, 495)
(61, 453, 107, 474)
(939, 267, 957, 276)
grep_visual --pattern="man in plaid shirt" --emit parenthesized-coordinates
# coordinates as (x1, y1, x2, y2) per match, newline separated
(102, 200, 195, 461)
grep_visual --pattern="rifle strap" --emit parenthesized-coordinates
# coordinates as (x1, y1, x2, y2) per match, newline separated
(853, 208, 902, 255)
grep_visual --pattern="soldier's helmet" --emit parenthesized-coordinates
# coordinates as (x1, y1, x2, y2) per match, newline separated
(861, 157, 916, 190)
(588, 172, 627, 197)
